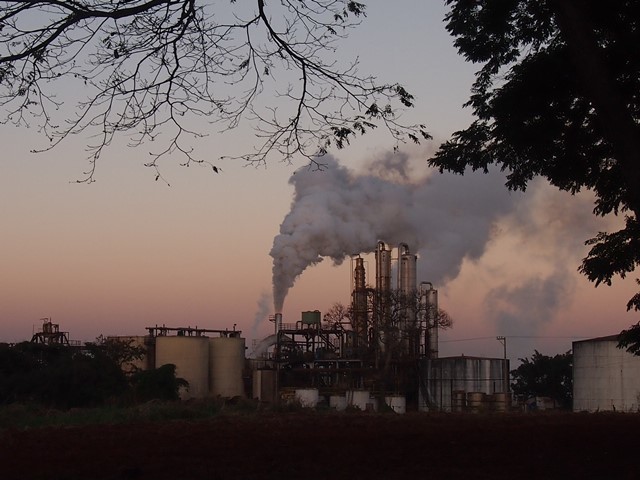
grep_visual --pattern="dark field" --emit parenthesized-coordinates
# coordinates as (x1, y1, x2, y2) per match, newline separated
(2, 411, 638, 480)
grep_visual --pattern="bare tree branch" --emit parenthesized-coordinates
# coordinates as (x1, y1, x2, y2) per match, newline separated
(0, 0, 429, 182)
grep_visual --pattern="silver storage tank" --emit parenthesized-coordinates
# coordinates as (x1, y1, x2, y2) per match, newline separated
(209, 336, 245, 398)
(155, 335, 209, 400)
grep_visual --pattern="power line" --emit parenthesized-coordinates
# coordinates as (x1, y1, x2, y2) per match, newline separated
(440, 335, 592, 343)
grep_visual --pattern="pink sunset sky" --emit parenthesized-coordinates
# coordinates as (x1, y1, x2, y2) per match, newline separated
(1, 2, 637, 364)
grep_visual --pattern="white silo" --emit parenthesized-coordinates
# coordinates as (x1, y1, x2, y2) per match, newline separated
(209, 336, 246, 398)
(155, 335, 209, 400)
(573, 335, 640, 412)
(351, 256, 369, 348)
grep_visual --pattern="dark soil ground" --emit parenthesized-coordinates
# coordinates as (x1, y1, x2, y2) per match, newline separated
(2, 411, 639, 480)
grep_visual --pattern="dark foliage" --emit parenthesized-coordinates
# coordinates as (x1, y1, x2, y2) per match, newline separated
(431, 0, 640, 351)
(130, 364, 188, 402)
(511, 350, 573, 409)
(0, 340, 186, 409)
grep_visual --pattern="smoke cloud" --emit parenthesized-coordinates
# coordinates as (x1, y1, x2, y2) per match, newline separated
(270, 153, 519, 312)
(483, 179, 613, 338)
(250, 292, 271, 341)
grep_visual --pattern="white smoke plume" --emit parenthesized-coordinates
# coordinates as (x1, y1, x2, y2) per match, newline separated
(270, 153, 519, 312)
(250, 292, 271, 341)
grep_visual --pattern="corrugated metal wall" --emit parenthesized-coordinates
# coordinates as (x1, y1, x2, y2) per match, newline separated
(419, 357, 508, 411)
(573, 337, 640, 412)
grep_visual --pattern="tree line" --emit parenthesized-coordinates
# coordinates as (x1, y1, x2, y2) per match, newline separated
(0, 338, 186, 409)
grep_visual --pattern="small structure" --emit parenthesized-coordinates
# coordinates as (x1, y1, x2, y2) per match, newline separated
(31, 318, 73, 346)
(573, 335, 640, 412)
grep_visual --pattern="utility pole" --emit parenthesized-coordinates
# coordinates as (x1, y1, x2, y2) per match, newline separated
(496, 336, 509, 393)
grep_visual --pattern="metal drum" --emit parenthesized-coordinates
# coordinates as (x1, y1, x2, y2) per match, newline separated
(466, 392, 486, 413)
(452, 390, 466, 412)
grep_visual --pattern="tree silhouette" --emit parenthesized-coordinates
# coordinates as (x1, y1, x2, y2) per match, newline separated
(511, 350, 573, 409)
(430, 1, 640, 325)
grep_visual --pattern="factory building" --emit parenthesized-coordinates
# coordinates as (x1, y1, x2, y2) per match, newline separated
(573, 335, 640, 412)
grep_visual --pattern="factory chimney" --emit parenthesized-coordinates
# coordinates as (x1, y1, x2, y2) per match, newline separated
(374, 241, 392, 352)
(421, 282, 439, 359)
(351, 256, 369, 348)
(398, 243, 418, 354)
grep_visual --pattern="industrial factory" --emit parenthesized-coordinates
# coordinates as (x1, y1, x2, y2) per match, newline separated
(253, 241, 509, 412)
(106, 242, 508, 412)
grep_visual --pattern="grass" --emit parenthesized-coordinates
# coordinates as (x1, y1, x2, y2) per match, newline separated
(0, 397, 270, 430)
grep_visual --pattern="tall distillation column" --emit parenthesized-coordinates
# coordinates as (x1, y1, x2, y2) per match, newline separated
(420, 282, 439, 359)
(397, 244, 418, 355)
(374, 242, 392, 353)
(351, 256, 369, 349)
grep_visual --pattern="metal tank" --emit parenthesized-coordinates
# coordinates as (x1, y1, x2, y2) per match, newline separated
(155, 335, 209, 400)
(375, 241, 392, 293)
(301, 310, 321, 326)
(573, 335, 640, 412)
(209, 336, 246, 398)
(398, 244, 418, 354)
(397, 243, 417, 294)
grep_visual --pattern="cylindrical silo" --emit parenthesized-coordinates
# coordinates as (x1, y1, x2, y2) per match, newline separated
(209, 336, 246, 398)
(155, 335, 209, 400)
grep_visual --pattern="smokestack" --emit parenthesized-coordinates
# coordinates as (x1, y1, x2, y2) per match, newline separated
(398, 244, 418, 354)
(274, 313, 283, 335)
(351, 256, 369, 347)
(421, 282, 438, 359)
